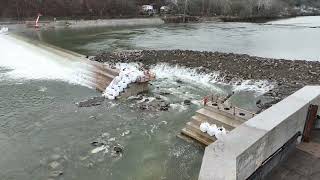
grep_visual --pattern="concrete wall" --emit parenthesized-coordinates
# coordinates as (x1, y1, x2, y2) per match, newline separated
(199, 86, 320, 180)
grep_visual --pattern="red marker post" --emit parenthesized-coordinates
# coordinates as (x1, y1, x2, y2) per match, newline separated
(35, 13, 42, 28)
(203, 96, 209, 106)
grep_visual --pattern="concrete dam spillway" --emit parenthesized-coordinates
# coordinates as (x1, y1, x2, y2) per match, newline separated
(0, 34, 151, 98)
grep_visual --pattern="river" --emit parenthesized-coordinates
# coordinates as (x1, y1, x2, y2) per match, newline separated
(0, 16, 319, 180)
(19, 16, 320, 61)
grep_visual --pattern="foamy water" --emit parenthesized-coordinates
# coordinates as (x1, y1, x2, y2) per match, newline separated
(0, 34, 274, 97)
(231, 80, 274, 95)
(0, 34, 93, 87)
(150, 63, 272, 95)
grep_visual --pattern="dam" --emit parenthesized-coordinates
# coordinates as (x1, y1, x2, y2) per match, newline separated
(2, 33, 319, 180)
(0, 33, 152, 98)
(1, 16, 320, 180)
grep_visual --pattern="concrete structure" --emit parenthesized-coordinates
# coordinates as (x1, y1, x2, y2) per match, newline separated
(180, 95, 256, 146)
(9, 34, 151, 97)
(199, 86, 320, 180)
(266, 129, 320, 180)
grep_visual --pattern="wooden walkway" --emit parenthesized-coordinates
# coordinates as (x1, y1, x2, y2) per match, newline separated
(180, 99, 256, 146)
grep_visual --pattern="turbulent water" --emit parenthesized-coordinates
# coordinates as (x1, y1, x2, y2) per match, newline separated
(0, 16, 318, 180)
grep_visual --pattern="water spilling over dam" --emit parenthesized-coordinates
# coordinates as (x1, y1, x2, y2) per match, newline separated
(2, 16, 319, 180)
(0, 33, 269, 179)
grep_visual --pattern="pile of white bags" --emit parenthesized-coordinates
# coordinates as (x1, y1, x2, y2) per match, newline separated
(0, 27, 8, 34)
(199, 122, 227, 140)
(103, 66, 144, 100)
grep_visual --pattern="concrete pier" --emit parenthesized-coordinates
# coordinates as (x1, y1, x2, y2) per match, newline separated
(198, 86, 320, 180)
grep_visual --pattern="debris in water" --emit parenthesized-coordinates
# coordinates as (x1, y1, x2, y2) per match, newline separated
(176, 79, 183, 84)
(161, 121, 168, 125)
(101, 132, 110, 137)
(49, 170, 63, 177)
(48, 161, 61, 169)
(0, 27, 8, 34)
(76, 96, 105, 107)
(139, 104, 147, 110)
(91, 141, 105, 147)
(113, 144, 124, 154)
(49, 154, 61, 161)
(160, 102, 170, 111)
(38, 86, 47, 92)
(91, 145, 107, 154)
(108, 137, 116, 142)
(121, 130, 131, 136)
(159, 91, 171, 96)
(184, 99, 191, 105)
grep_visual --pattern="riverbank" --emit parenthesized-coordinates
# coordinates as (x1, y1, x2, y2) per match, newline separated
(93, 50, 320, 107)
(18, 18, 165, 29)
(3, 13, 320, 29)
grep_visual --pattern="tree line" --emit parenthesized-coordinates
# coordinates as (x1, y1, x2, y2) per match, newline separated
(0, 0, 319, 19)
(178, 0, 320, 17)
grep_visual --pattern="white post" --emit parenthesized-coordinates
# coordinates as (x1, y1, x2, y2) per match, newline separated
(183, 0, 188, 23)
(35, 14, 41, 28)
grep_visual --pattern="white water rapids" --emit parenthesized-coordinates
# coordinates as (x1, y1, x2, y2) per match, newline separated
(0, 33, 273, 97)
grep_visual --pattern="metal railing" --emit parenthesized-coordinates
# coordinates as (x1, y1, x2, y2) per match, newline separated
(204, 94, 256, 119)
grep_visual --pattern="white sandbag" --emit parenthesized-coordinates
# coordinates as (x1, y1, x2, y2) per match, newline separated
(113, 76, 121, 83)
(200, 122, 210, 133)
(108, 95, 115, 100)
(123, 77, 131, 84)
(113, 86, 120, 92)
(215, 127, 227, 140)
(107, 88, 116, 95)
(120, 81, 128, 88)
(104, 63, 154, 99)
(132, 75, 139, 83)
(113, 90, 120, 97)
(207, 124, 218, 137)
(105, 86, 111, 91)
(119, 70, 126, 78)
(117, 85, 124, 92)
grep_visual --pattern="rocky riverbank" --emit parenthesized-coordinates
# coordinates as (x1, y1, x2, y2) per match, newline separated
(93, 50, 320, 108)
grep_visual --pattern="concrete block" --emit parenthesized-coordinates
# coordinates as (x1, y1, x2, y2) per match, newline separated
(199, 86, 320, 180)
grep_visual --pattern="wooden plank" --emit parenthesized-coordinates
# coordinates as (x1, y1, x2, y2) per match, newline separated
(196, 108, 241, 128)
(181, 128, 213, 146)
(303, 104, 318, 142)
(297, 142, 320, 158)
(191, 115, 234, 131)
(186, 121, 217, 142)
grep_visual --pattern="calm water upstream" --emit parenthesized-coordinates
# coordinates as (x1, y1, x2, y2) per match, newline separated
(19, 16, 320, 61)
(0, 16, 319, 180)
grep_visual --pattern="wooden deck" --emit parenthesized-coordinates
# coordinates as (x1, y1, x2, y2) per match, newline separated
(180, 100, 256, 146)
